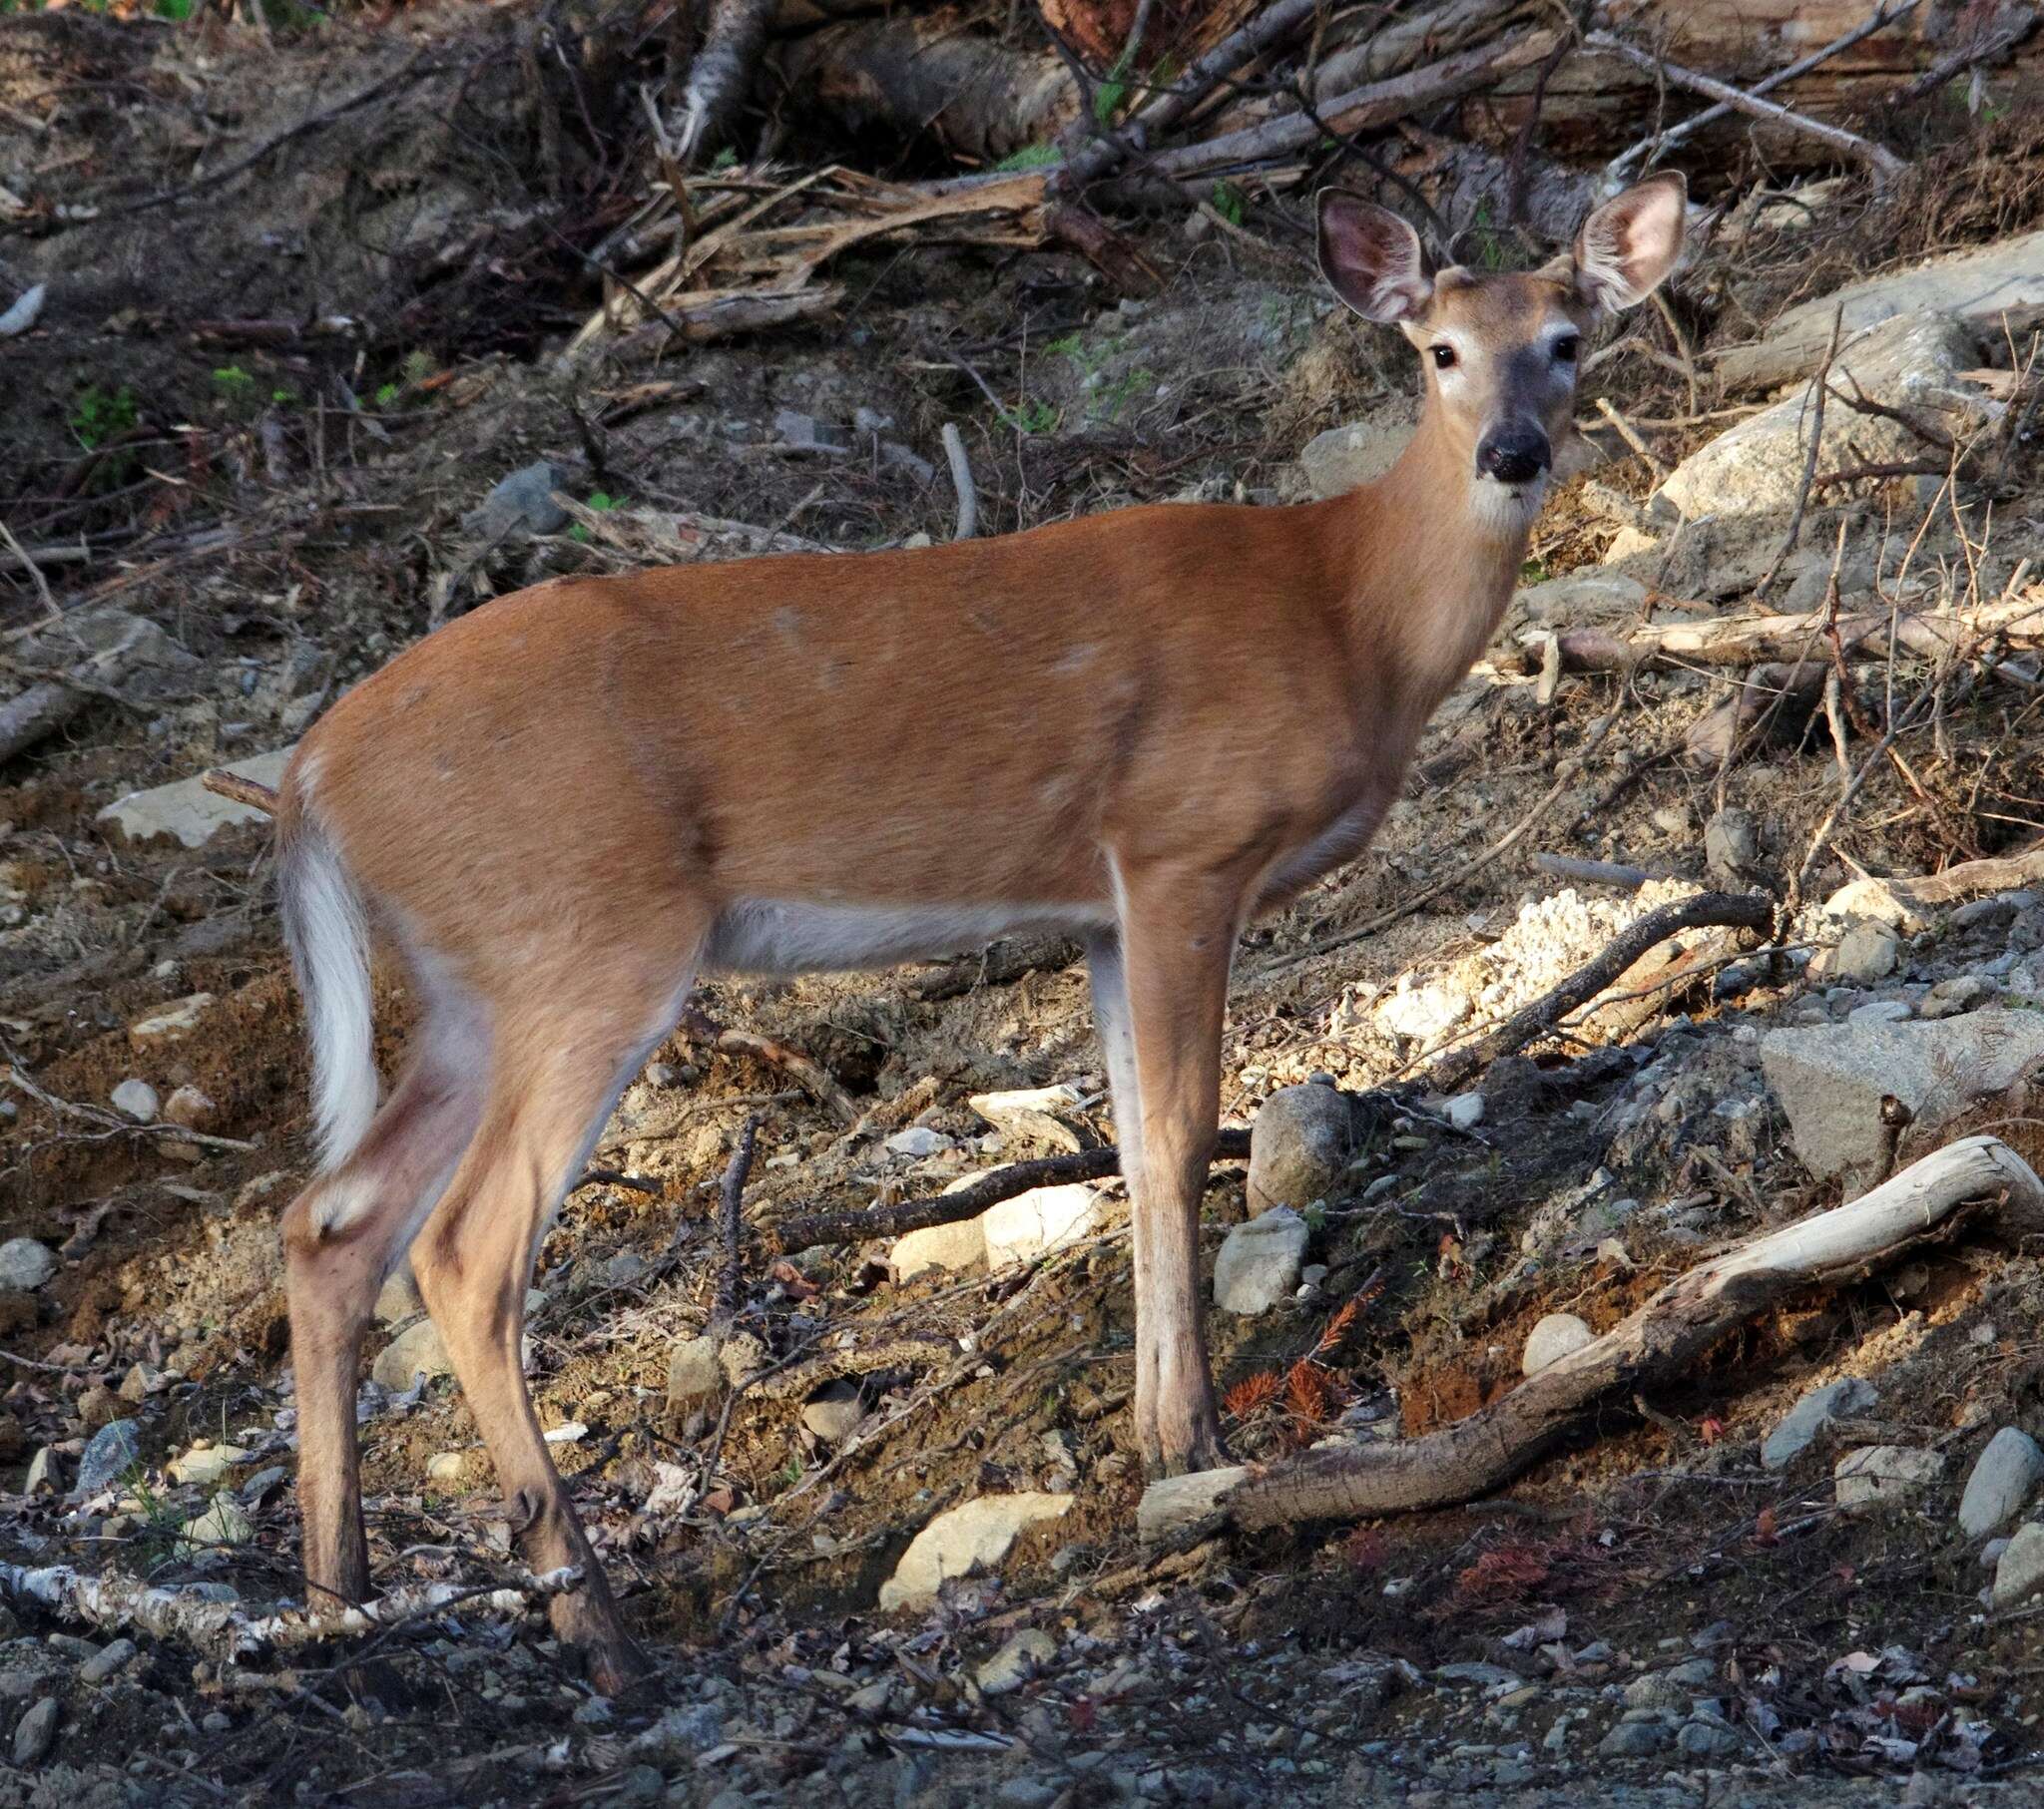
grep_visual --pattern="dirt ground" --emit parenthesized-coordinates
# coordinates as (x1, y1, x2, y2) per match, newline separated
(6, 5, 2044, 1807)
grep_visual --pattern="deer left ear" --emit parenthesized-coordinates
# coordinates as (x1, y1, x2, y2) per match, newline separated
(1571, 172, 1687, 314)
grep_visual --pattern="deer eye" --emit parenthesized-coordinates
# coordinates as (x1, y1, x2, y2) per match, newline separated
(1554, 334, 1581, 364)
(1431, 344, 1457, 370)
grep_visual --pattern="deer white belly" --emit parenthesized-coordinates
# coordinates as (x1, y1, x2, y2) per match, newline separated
(704, 899, 1114, 976)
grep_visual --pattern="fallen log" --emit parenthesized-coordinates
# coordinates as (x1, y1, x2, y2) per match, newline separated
(1140, 1134, 2044, 1541)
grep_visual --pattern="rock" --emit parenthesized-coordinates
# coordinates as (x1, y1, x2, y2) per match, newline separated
(1247, 1082, 1352, 1214)
(1515, 570, 1648, 628)
(1822, 875, 1930, 933)
(77, 1385, 127, 1431)
(666, 1335, 722, 1407)
(183, 1493, 255, 1549)
(877, 1492, 1074, 1610)
(1704, 809, 1761, 882)
(891, 1216, 987, 1278)
(1922, 974, 1993, 1020)
(13, 1697, 56, 1767)
(1847, 999, 1913, 1027)
(110, 1079, 160, 1124)
(975, 1628, 1057, 1696)
(129, 994, 215, 1047)
(118, 1363, 160, 1403)
(882, 1127, 952, 1159)
(1521, 1313, 1595, 1377)
(967, 1083, 1089, 1153)
(1597, 1717, 1673, 1757)
(98, 748, 292, 850)
(1763, 1376, 1877, 1471)
(1661, 314, 1978, 519)
(1441, 1092, 1484, 1132)
(0, 1239, 55, 1292)
(372, 1317, 454, 1391)
(463, 460, 573, 537)
(427, 1451, 476, 1485)
(1296, 414, 1410, 498)
(73, 1419, 140, 1499)
(169, 1444, 252, 1488)
(1213, 1208, 1308, 1316)
(1959, 1428, 2044, 1538)
(995, 1782, 1060, 1809)
(1375, 979, 1470, 1045)
(1759, 1012, 2044, 1188)
(1818, 918, 1900, 985)
(1954, 892, 2029, 930)
(374, 1262, 424, 1326)
(1993, 1522, 2044, 1607)
(77, 1639, 135, 1686)
(983, 1183, 1108, 1265)
(799, 1381, 863, 1444)
(162, 1086, 220, 1131)
(604, 1250, 649, 1288)
(1677, 1718, 1744, 1758)
(771, 410, 852, 454)
(24, 1448, 57, 1494)
(1834, 1445, 1944, 1515)
(1715, 229, 2044, 390)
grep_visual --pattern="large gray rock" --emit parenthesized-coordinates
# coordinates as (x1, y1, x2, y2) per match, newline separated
(1763, 1376, 1876, 1471)
(1296, 414, 1411, 498)
(1960, 1428, 2044, 1539)
(1247, 1083, 1352, 1215)
(1213, 1208, 1308, 1316)
(1760, 1012, 2044, 1189)
(98, 748, 292, 850)
(1995, 1521, 2044, 1608)
(877, 1492, 1074, 1610)
(1661, 313, 1976, 520)
(1718, 229, 2044, 390)
(73, 1419, 140, 1499)
(891, 1215, 987, 1278)
(0, 1239, 55, 1292)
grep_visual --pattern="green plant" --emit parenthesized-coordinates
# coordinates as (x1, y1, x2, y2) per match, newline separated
(994, 142, 1063, 172)
(1520, 557, 1549, 584)
(70, 385, 138, 451)
(1210, 182, 1245, 227)
(1005, 397, 1060, 435)
(567, 491, 622, 543)
(1093, 365, 1156, 423)
(373, 381, 402, 409)
(1467, 200, 1508, 271)
(711, 146, 739, 172)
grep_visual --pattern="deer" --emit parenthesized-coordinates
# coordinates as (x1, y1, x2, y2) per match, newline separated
(260, 172, 1685, 1689)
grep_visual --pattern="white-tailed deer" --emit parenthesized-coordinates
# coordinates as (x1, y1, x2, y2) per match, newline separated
(268, 174, 1685, 1687)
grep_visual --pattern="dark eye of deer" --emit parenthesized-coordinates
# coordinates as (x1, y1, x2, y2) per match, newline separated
(1554, 335, 1580, 364)
(1431, 345, 1456, 370)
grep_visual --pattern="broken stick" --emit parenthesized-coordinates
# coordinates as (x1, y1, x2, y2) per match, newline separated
(1141, 1134, 2044, 1542)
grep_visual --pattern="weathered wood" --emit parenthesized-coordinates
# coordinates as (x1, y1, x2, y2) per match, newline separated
(1141, 1135, 2044, 1541)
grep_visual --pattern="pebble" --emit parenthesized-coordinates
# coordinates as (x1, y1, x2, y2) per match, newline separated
(110, 1079, 161, 1123)
(161, 1085, 220, 1131)
(1763, 1376, 1876, 1470)
(1246, 1081, 1353, 1214)
(0, 1239, 55, 1292)
(1994, 1522, 2044, 1607)
(799, 1381, 863, 1444)
(1441, 1092, 1485, 1131)
(882, 1127, 952, 1159)
(667, 1335, 722, 1407)
(1960, 1427, 2044, 1538)
(13, 1697, 57, 1765)
(1521, 1312, 1594, 1377)
(74, 1419, 140, 1499)
(1823, 919, 1900, 985)
(975, 1628, 1057, 1696)
(78, 1639, 136, 1685)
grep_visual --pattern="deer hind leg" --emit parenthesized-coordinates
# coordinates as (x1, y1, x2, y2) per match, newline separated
(407, 943, 704, 1693)
(1113, 857, 1256, 1478)
(284, 989, 488, 1609)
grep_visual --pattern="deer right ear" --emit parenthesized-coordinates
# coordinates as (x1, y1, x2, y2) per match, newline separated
(1315, 191, 1431, 324)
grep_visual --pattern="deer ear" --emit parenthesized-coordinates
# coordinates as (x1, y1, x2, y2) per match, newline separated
(1572, 172, 1688, 313)
(1316, 190, 1432, 324)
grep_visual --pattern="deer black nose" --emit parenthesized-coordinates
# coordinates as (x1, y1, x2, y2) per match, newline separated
(1477, 427, 1551, 486)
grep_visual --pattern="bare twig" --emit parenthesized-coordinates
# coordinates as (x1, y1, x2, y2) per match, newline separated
(201, 769, 282, 814)
(1755, 307, 1844, 602)
(941, 423, 977, 541)
(679, 1006, 858, 1127)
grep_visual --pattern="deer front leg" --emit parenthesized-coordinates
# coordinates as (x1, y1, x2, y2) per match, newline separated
(1112, 859, 1247, 1478)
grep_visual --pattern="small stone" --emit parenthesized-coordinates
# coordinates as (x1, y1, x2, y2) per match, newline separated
(799, 1381, 863, 1444)
(13, 1697, 57, 1766)
(883, 1127, 951, 1159)
(1247, 1082, 1353, 1215)
(374, 1263, 424, 1326)
(1959, 1428, 2044, 1538)
(371, 1317, 454, 1391)
(0, 1239, 56, 1292)
(666, 1335, 722, 1408)
(604, 1250, 649, 1288)
(995, 1782, 1060, 1809)
(891, 1216, 987, 1278)
(24, 1448, 57, 1494)
(1597, 1717, 1673, 1757)
(162, 1086, 220, 1131)
(74, 1419, 140, 1499)
(78, 1639, 136, 1685)
(1834, 1445, 1944, 1515)
(128, 994, 215, 1047)
(182, 1493, 255, 1549)
(1847, 999, 1913, 1027)
(967, 1084, 1088, 1154)
(1921, 974, 1992, 1019)
(1677, 1718, 1744, 1758)
(1764, 1377, 1878, 1470)
(1704, 809, 1760, 881)
(1993, 1522, 2044, 1608)
(1821, 919, 1900, 985)
(878, 1493, 1074, 1611)
(464, 460, 573, 537)
(110, 1079, 160, 1123)
(975, 1628, 1056, 1696)
(1521, 1313, 1595, 1377)
(1213, 1208, 1308, 1316)
(169, 1445, 252, 1487)
(427, 1451, 475, 1485)
(1441, 1092, 1485, 1131)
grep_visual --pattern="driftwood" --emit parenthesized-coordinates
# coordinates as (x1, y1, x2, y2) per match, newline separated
(1424, 891, 1775, 1095)
(0, 1561, 582, 1661)
(1141, 1134, 2044, 1541)
(764, 1128, 1253, 1251)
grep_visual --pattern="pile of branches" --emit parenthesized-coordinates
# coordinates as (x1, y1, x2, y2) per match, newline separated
(567, 0, 2043, 354)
